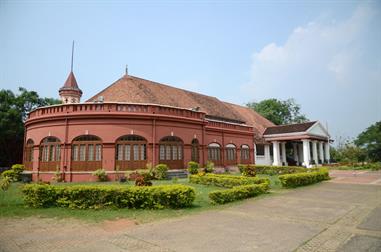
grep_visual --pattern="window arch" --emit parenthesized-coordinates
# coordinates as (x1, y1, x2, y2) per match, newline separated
(39, 136, 61, 171)
(191, 138, 199, 163)
(115, 135, 147, 170)
(241, 144, 250, 164)
(225, 144, 237, 165)
(24, 139, 34, 170)
(207, 142, 222, 166)
(159, 136, 184, 169)
(71, 135, 102, 171)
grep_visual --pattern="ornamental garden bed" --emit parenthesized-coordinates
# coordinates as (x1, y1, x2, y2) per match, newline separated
(0, 164, 331, 223)
(0, 180, 231, 223)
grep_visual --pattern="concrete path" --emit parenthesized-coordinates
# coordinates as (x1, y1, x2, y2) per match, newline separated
(1, 170, 380, 252)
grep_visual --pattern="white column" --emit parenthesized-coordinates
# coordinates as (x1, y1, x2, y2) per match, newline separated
(319, 142, 324, 164)
(281, 142, 287, 166)
(264, 144, 271, 165)
(298, 143, 304, 166)
(312, 141, 318, 165)
(302, 139, 311, 168)
(325, 142, 330, 163)
(272, 141, 281, 166)
(292, 143, 298, 165)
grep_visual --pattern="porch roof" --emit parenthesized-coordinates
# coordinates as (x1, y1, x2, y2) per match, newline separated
(263, 121, 331, 142)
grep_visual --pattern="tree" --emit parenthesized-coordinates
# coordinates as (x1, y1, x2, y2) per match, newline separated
(246, 98, 308, 125)
(0, 87, 61, 167)
(355, 121, 381, 162)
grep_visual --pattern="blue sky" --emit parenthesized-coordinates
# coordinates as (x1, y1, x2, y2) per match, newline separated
(1, 0, 380, 142)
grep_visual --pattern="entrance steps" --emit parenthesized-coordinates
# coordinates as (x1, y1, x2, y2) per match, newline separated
(167, 169, 188, 179)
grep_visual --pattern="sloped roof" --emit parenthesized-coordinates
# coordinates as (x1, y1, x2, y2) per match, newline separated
(87, 74, 276, 139)
(263, 121, 317, 135)
(60, 71, 82, 93)
(88, 75, 247, 122)
(222, 102, 275, 140)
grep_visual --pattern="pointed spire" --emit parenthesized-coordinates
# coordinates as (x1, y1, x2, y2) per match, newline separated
(71, 40, 75, 72)
(59, 41, 83, 104)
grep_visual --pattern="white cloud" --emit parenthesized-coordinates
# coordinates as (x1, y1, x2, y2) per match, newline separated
(244, 3, 381, 139)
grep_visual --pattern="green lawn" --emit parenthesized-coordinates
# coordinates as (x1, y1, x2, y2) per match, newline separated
(0, 176, 283, 223)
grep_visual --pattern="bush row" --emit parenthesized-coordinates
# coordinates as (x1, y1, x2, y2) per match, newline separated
(22, 184, 195, 209)
(278, 168, 330, 188)
(239, 165, 309, 176)
(189, 173, 270, 188)
(209, 183, 270, 204)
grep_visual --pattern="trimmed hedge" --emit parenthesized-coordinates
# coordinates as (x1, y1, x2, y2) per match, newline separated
(189, 173, 269, 188)
(209, 183, 270, 204)
(278, 169, 330, 188)
(252, 165, 308, 175)
(22, 184, 195, 209)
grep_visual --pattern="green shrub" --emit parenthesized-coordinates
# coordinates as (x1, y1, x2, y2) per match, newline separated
(1, 164, 25, 182)
(209, 183, 269, 204)
(154, 164, 168, 180)
(22, 184, 196, 209)
(205, 161, 214, 173)
(239, 164, 256, 177)
(189, 173, 269, 188)
(187, 161, 199, 175)
(92, 169, 108, 182)
(369, 162, 381, 171)
(238, 164, 246, 174)
(253, 165, 307, 175)
(1, 170, 18, 182)
(278, 168, 330, 188)
(0, 176, 11, 191)
(11, 164, 25, 174)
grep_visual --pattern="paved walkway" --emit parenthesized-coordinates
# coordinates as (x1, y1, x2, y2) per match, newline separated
(1, 170, 380, 252)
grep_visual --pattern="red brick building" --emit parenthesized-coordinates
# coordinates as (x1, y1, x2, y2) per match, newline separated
(23, 70, 330, 182)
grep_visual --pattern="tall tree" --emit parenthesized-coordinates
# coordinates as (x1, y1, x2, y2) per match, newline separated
(355, 121, 381, 162)
(0, 87, 61, 167)
(246, 98, 308, 125)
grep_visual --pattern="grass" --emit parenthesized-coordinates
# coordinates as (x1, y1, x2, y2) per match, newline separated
(0, 179, 235, 223)
(0, 175, 284, 223)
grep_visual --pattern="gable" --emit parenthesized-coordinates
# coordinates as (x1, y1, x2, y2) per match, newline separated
(307, 122, 330, 138)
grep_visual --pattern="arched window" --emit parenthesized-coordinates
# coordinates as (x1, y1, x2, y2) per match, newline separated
(225, 144, 237, 165)
(241, 144, 250, 164)
(24, 139, 34, 170)
(207, 143, 222, 166)
(191, 139, 199, 163)
(71, 135, 102, 171)
(39, 137, 61, 171)
(159, 136, 184, 169)
(115, 135, 147, 170)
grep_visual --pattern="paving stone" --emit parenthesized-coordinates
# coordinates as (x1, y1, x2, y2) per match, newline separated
(337, 235, 381, 252)
(357, 206, 381, 232)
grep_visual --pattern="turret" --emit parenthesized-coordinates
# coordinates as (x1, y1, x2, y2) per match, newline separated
(59, 71, 82, 104)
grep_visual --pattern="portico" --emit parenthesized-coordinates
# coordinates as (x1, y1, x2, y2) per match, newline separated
(257, 121, 331, 168)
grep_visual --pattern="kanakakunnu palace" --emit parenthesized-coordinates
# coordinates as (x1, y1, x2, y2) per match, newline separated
(24, 69, 331, 182)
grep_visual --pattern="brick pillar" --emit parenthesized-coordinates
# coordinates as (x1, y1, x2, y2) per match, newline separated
(102, 143, 115, 172)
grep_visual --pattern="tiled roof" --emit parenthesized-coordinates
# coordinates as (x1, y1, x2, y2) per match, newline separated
(263, 121, 317, 135)
(60, 71, 82, 93)
(87, 74, 275, 138)
(222, 102, 275, 141)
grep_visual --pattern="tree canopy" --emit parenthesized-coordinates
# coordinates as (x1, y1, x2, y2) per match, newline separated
(355, 121, 381, 162)
(0, 87, 61, 167)
(246, 98, 308, 125)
